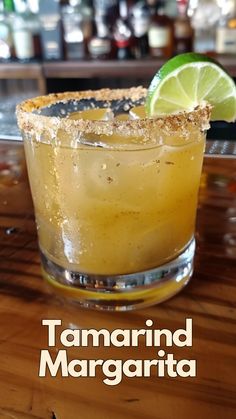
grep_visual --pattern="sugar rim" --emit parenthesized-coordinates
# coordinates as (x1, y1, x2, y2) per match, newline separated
(16, 87, 211, 140)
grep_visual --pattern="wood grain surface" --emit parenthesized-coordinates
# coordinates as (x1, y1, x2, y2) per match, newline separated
(0, 140, 236, 419)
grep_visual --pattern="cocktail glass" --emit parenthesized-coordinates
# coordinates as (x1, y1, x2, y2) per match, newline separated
(16, 88, 210, 310)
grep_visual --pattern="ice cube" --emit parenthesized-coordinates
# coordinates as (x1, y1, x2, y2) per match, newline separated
(129, 105, 146, 120)
(114, 113, 129, 120)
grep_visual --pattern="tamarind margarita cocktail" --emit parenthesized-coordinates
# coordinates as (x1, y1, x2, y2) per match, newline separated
(16, 87, 211, 310)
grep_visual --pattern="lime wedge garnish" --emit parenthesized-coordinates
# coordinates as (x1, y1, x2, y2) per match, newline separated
(146, 52, 236, 122)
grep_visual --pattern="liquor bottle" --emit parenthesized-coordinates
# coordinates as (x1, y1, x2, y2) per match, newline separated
(38, 0, 63, 60)
(0, 0, 12, 59)
(113, 0, 135, 59)
(80, 1, 93, 42)
(11, 1, 36, 60)
(130, 1, 150, 58)
(27, 0, 39, 13)
(93, 0, 119, 29)
(88, 14, 114, 59)
(148, 0, 174, 58)
(61, 4, 86, 60)
(174, 0, 193, 53)
(216, 1, 236, 54)
(30, 10, 42, 59)
(3, 0, 15, 12)
(191, 0, 221, 53)
(67, 0, 93, 42)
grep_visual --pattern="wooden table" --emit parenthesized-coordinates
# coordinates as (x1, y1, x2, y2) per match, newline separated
(0, 140, 236, 419)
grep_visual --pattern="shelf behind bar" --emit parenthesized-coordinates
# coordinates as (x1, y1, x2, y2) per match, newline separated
(42, 55, 236, 79)
(0, 61, 43, 75)
(0, 55, 236, 80)
(42, 59, 166, 79)
(0, 61, 46, 94)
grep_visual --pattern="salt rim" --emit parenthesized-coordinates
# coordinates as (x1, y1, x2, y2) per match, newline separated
(16, 87, 211, 140)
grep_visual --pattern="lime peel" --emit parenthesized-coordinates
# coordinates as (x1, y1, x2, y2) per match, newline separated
(146, 53, 236, 122)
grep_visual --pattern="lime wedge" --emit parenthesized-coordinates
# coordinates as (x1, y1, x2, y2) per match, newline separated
(146, 53, 236, 122)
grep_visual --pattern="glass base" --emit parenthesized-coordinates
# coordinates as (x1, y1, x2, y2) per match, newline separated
(40, 238, 195, 311)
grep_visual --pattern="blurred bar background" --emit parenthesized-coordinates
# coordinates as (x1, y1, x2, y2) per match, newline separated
(0, 0, 236, 139)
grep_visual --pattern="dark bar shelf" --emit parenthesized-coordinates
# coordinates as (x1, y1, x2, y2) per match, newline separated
(0, 61, 46, 94)
(0, 55, 236, 90)
(43, 55, 236, 79)
(43, 59, 166, 79)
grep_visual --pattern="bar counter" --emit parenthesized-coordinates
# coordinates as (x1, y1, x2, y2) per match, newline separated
(0, 140, 236, 419)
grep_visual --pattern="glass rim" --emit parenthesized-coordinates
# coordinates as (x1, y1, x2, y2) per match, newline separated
(16, 87, 211, 142)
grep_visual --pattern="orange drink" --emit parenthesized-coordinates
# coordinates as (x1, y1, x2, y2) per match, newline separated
(16, 88, 210, 310)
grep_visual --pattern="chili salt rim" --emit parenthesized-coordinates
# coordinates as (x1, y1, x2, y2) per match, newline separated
(16, 87, 211, 139)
